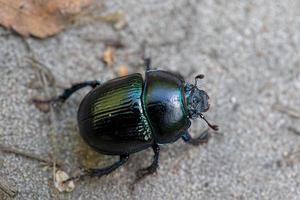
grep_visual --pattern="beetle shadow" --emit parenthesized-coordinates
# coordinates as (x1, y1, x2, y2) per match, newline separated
(58, 113, 118, 170)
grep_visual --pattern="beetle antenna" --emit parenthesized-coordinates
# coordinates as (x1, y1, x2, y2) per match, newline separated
(194, 74, 205, 88)
(199, 113, 219, 131)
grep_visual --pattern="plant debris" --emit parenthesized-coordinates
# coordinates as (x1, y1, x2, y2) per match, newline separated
(0, 144, 62, 167)
(273, 103, 300, 118)
(27, 72, 56, 89)
(102, 46, 115, 67)
(54, 170, 75, 192)
(276, 150, 300, 168)
(103, 39, 126, 49)
(0, 0, 92, 38)
(288, 127, 300, 136)
(118, 64, 129, 77)
(0, 179, 17, 198)
(100, 10, 127, 30)
(32, 98, 51, 113)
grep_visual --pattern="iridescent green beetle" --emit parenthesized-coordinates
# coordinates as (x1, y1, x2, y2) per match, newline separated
(34, 60, 218, 182)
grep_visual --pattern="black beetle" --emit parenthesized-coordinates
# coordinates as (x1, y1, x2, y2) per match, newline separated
(34, 59, 218, 182)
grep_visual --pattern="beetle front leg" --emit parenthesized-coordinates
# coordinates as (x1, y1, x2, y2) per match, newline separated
(33, 80, 101, 105)
(134, 144, 160, 183)
(65, 154, 129, 183)
(181, 130, 211, 146)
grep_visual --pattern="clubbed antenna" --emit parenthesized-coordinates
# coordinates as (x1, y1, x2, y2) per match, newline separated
(194, 74, 205, 87)
(199, 113, 219, 131)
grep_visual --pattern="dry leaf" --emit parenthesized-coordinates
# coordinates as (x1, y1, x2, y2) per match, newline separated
(100, 10, 127, 30)
(0, 0, 92, 38)
(114, 18, 127, 30)
(54, 170, 75, 193)
(0, 179, 17, 198)
(101, 11, 124, 24)
(102, 46, 115, 67)
(33, 100, 50, 113)
(118, 64, 129, 77)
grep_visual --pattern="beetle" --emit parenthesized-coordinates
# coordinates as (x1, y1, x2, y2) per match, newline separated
(33, 59, 218, 182)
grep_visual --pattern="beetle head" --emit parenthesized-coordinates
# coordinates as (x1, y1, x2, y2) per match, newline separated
(185, 74, 210, 118)
(185, 74, 218, 131)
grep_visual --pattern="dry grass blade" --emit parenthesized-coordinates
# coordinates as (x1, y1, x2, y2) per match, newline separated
(288, 127, 300, 136)
(0, 179, 17, 198)
(23, 39, 71, 193)
(0, 144, 62, 168)
(273, 103, 300, 118)
(102, 46, 115, 67)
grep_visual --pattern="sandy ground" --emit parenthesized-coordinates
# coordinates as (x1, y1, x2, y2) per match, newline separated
(1, 0, 300, 199)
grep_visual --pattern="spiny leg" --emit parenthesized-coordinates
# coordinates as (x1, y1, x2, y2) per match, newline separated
(134, 144, 160, 183)
(33, 80, 101, 104)
(65, 154, 129, 183)
(181, 130, 211, 146)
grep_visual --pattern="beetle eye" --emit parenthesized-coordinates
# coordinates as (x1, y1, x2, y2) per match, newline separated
(192, 98, 198, 104)
(192, 98, 200, 109)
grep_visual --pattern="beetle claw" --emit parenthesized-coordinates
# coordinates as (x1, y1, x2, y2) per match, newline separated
(199, 114, 219, 131)
(134, 166, 157, 184)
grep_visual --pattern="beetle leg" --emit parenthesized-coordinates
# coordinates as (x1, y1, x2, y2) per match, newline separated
(144, 57, 151, 71)
(141, 41, 151, 71)
(65, 154, 129, 182)
(134, 144, 160, 183)
(181, 130, 211, 146)
(32, 80, 101, 104)
(85, 154, 129, 178)
(54, 80, 101, 102)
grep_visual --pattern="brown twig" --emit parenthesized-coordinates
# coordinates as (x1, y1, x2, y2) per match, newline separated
(0, 144, 61, 168)
(0, 179, 17, 198)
